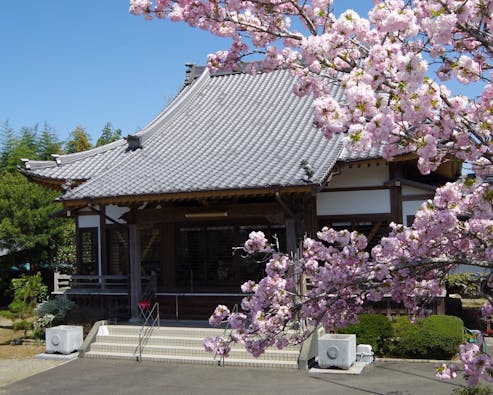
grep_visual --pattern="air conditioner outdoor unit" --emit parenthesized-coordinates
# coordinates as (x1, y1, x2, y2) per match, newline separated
(318, 333, 356, 369)
(356, 344, 374, 363)
(46, 325, 83, 354)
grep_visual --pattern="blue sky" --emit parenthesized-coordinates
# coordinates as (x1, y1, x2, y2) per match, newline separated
(0, 2, 482, 145)
(0, 1, 230, 143)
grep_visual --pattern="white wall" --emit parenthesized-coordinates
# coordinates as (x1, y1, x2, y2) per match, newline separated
(401, 185, 434, 226)
(328, 162, 388, 188)
(402, 185, 428, 195)
(317, 190, 391, 216)
(403, 201, 427, 226)
(106, 205, 129, 224)
(78, 214, 99, 228)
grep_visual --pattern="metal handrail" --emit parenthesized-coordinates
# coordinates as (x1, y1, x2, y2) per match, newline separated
(135, 302, 160, 362)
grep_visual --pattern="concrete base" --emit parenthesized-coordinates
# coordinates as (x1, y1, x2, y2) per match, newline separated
(35, 352, 79, 361)
(308, 361, 368, 375)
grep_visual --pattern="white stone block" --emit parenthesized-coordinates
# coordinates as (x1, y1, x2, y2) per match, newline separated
(318, 334, 356, 369)
(46, 325, 83, 354)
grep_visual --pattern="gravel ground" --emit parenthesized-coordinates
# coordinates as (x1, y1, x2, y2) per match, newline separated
(0, 315, 67, 387)
(0, 359, 67, 387)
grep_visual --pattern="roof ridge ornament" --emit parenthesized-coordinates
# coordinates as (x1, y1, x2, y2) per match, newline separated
(126, 134, 142, 151)
(183, 63, 206, 87)
(20, 158, 30, 170)
(51, 154, 62, 165)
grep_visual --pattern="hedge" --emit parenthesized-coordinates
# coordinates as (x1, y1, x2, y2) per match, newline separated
(338, 314, 392, 354)
(338, 314, 464, 359)
(386, 315, 464, 359)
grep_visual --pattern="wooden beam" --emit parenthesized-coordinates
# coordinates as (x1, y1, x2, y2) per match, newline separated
(366, 221, 383, 244)
(61, 185, 315, 209)
(123, 202, 286, 224)
(402, 194, 434, 202)
(321, 185, 390, 193)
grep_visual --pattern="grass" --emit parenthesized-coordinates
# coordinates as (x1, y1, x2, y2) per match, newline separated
(0, 318, 44, 359)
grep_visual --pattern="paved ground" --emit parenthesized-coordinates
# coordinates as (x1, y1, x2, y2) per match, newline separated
(0, 359, 66, 387)
(0, 358, 478, 395)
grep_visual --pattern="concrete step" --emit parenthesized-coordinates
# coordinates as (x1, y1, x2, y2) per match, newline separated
(84, 351, 298, 369)
(105, 325, 224, 338)
(85, 324, 302, 369)
(94, 334, 300, 351)
(89, 342, 300, 361)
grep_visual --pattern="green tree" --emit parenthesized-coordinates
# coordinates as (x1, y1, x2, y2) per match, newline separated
(64, 126, 92, 153)
(0, 120, 16, 169)
(0, 172, 70, 271)
(7, 273, 47, 338)
(37, 123, 62, 160)
(96, 121, 122, 146)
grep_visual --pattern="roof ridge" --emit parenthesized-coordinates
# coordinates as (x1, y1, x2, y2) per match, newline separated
(21, 139, 127, 170)
(125, 66, 211, 149)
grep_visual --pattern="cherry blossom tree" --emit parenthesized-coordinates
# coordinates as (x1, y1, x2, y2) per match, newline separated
(130, 0, 493, 386)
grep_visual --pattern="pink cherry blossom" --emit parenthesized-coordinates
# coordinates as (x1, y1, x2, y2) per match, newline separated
(132, 0, 493, 386)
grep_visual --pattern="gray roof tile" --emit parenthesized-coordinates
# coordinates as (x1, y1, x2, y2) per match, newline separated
(22, 67, 376, 202)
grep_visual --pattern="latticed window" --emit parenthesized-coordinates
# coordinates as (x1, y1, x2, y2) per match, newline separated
(78, 227, 98, 275)
(176, 224, 286, 292)
(140, 226, 162, 283)
(106, 226, 129, 275)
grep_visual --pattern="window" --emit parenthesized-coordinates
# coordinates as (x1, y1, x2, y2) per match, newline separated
(319, 217, 390, 251)
(78, 227, 98, 275)
(140, 226, 162, 283)
(176, 223, 286, 292)
(106, 226, 129, 275)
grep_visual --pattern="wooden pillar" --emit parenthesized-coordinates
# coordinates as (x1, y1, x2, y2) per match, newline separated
(390, 185, 403, 223)
(389, 163, 403, 224)
(129, 223, 141, 321)
(162, 222, 175, 289)
(286, 216, 297, 255)
(303, 194, 317, 238)
(75, 215, 81, 274)
(99, 205, 107, 275)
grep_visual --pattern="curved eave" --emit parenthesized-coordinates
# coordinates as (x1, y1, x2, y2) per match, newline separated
(18, 168, 86, 191)
(60, 184, 318, 209)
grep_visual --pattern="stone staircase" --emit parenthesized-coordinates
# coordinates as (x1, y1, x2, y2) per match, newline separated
(83, 324, 302, 369)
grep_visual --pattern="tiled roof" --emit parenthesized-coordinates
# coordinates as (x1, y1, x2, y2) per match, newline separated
(21, 67, 372, 203)
(339, 145, 382, 161)
(20, 139, 129, 182)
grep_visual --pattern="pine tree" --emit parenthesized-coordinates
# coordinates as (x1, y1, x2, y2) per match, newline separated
(96, 121, 122, 146)
(64, 126, 92, 153)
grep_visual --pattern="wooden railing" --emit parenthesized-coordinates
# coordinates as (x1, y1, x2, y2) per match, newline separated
(53, 273, 129, 294)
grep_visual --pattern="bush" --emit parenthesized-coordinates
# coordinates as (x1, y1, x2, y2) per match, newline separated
(36, 296, 75, 324)
(33, 296, 75, 338)
(446, 273, 487, 298)
(8, 273, 47, 319)
(338, 314, 392, 354)
(453, 384, 493, 395)
(385, 315, 464, 359)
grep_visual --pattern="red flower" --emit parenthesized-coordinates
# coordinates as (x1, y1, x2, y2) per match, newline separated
(138, 300, 152, 310)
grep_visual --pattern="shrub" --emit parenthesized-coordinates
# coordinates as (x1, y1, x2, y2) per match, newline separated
(36, 296, 75, 324)
(34, 296, 75, 338)
(8, 273, 47, 319)
(453, 384, 493, 395)
(446, 273, 487, 298)
(338, 314, 392, 355)
(12, 319, 32, 338)
(385, 315, 464, 359)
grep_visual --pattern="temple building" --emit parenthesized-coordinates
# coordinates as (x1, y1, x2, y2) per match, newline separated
(20, 65, 459, 320)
